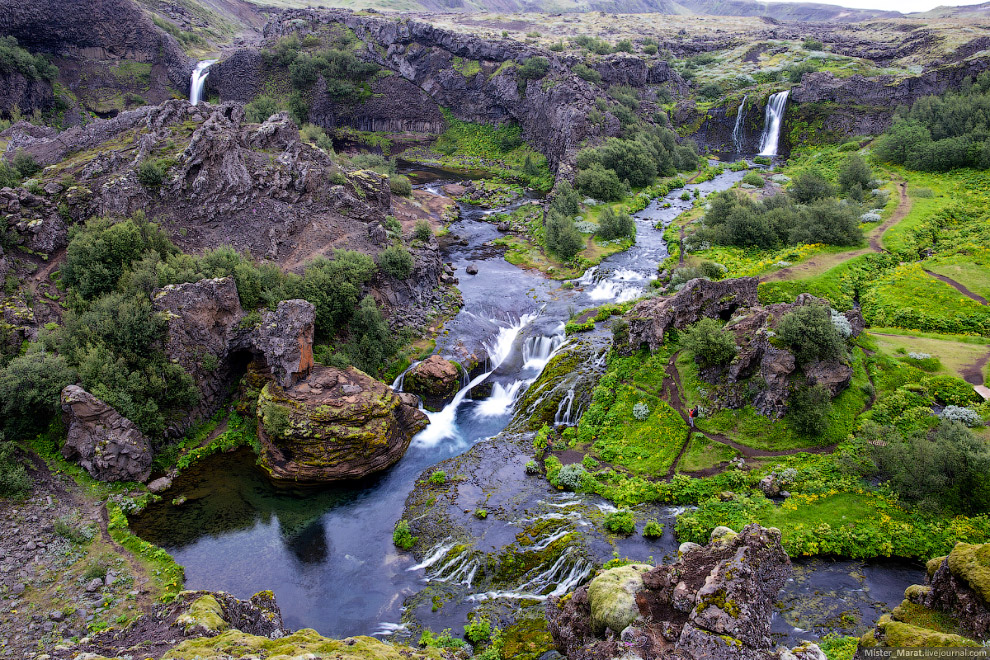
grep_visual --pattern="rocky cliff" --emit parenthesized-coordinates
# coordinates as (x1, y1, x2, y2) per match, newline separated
(546, 524, 823, 660)
(0, 0, 191, 117)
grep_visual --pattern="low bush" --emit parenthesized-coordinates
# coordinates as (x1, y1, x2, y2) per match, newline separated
(393, 520, 417, 550)
(388, 174, 412, 196)
(377, 244, 414, 279)
(557, 463, 587, 491)
(683, 318, 737, 367)
(413, 220, 432, 242)
(642, 520, 664, 538)
(0, 432, 31, 499)
(596, 207, 635, 240)
(741, 171, 764, 187)
(604, 509, 636, 535)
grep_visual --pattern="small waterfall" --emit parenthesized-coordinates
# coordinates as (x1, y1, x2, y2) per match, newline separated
(585, 267, 646, 303)
(189, 60, 217, 106)
(522, 330, 565, 371)
(473, 381, 525, 418)
(757, 91, 789, 157)
(554, 389, 576, 426)
(733, 94, 748, 153)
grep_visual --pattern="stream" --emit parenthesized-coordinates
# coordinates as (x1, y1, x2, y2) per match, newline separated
(130, 164, 923, 645)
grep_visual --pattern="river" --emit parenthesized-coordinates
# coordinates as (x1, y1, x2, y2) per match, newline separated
(130, 165, 922, 645)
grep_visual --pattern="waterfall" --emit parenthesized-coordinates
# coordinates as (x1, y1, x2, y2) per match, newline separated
(733, 94, 748, 153)
(522, 332, 564, 371)
(757, 91, 789, 157)
(554, 389, 576, 426)
(189, 60, 217, 106)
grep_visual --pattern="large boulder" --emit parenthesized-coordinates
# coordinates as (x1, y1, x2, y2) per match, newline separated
(60, 385, 153, 482)
(547, 524, 791, 660)
(403, 355, 461, 411)
(257, 365, 428, 483)
(626, 277, 760, 353)
(250, 300, 316, 388)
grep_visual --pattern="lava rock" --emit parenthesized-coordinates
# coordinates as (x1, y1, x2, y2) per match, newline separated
(403, 355, 461, 412)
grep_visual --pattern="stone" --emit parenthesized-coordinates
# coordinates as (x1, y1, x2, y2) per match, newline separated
(403, 355, 461, 412)
(586, 564, 651, 634)
(547, 524, 790, 660)
(85, 578, 103, 593)
(251, 300, 316, 387)
(147, 477, 173, 494)
(466, 264, 479, 275)
(60, 386, 154, 483)
(257, 366, 428, 483)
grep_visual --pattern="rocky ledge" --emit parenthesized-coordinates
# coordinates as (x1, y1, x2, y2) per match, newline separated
(546, 524, 819, 660)
(861, 541, 989, 648)
(402, 354, 462, 411)
(257, 365, 427, 483)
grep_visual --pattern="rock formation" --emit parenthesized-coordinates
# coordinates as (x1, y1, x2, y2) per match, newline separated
(257, 365, 428, 483)
(626, 277, 760, 353)
(547, 524, 810, 660)
(862, 542, 989, 648)
(60, 385, 154, 482)
(403, 355, 461, 411)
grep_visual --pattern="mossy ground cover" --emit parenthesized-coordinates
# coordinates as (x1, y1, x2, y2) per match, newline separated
(924, 254, 990, 301)
(676, 433, 738, 473)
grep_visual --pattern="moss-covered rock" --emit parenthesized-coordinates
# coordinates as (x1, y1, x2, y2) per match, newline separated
(175, 595, 228, 636)
(586, 564, 651, 634)
(257, 365, 427, 482)
(947, 542, 990, 605)
(403, 354, 461, 411)
(162, 629, 445, 660)
(871, 615, 981, 648)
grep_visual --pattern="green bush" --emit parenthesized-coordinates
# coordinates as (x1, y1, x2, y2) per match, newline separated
(557, 463, 587, 491)
(741, 171, 764, 187)
(545, 211, 584, 260)
(0, 37, 57, 81)
(464, 617, 492, 644)
(776, 303, 846, 364)
(0, 432, 31, 499)
(137, 158, 168, 188)
(642, 520, 664, 538)
(428, 470, 447, 485)
(837, 154, 872, 199)
(260, 402, 290, 437)
(413, 220, 432, 242)
(377, 245, 414, 279)
(0, 352, 77, 440)
(517, 56, 550, 91)
(802, 38, 824, 50)
(299, 250, 377, 333)
(11, 151, 40, 178)
(603, 509, 636, 535)
(788, 383, 832, 436)
(789, 168, 834, 203)
(393, 520, 417, 550)
(572, 63, 601, 84)
(596, 207, 635, 240)
(699, 82, 723, 99)
(388, 174, 412, 196)
(245, 95, 281, 123)
(683, 318, 737, 367)
(574, 163, 624, 202)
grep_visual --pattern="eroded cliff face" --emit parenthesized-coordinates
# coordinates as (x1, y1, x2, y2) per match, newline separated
(0, 0, 191, 117)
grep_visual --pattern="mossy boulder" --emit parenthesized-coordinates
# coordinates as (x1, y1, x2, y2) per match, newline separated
(403, 355, 461, 411)
(869, 615, 981, 648)
(587, 564, 651, 634)
(162, 630, 445, 660)
(175, 595, 228, 636)
(257, 365, 427, 483)
(947, 542, 990, 605)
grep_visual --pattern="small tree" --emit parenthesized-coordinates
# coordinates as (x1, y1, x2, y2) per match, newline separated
(377, 245, 414, 279)
(544, 211, 584, 260)
(776, 303, 846, 364)
(788, 168, 834, 204)
(682, 318, 737, 367)
(413, 220, 432, 242)
(788, 383, 832, 436)
(596, 206, 635, 240)
(137, 159, 168, 188)
(838, 154, 872, 196)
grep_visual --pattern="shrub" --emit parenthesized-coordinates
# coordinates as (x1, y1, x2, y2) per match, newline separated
(550, 180, 581, 217)
(525, 460, 540, 474)
(830, 308, 852, 338)
(245, 95, 281, 123)
(299, 250, 377, 334)
(939, 406, 982, 427)
(0, 433, 31, 499)
(699, 82, 723, 99)
(413, 220, 432, 242)
(393, 520, 417, 550)
(557, 463, 587, 491)
(545, 211, 584, 260)
(683, 318, 737, 367)
(741, 171, 764, 187)
(260, 402, 290, 437)
(517, 56, 550, 91)
(632, 402, 650, 420)
(642, 520, 664, 538)
(574, 164, 624, 202)
(474, 508, 488, 519)
(11, 151, 40, 178)
(388, 174, 412, 196)
(0, 161, 18, 188)
(0, 351, 77, 439)
(137, 159, 168, 188)
(788, 383, 832, 437)
(789, 168, 833, 203)
(603, 509, 636, 535)
(572, 63, 601, 84)
(377, 245, 414, 279)
(428, 470, 447, 485)
(465, 617, 492, 644)
(343, 296, 398, 377)
(596, 207, 635, 240)
(803, 38, 825, 50)
(838, 154, 872, 197)
(776, 303, 846, 364)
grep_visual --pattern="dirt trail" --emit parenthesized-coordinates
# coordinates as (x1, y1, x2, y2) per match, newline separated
(961, 351, 990, 386)
(761, 180, 910, 283)
(923, 270, 988, 305)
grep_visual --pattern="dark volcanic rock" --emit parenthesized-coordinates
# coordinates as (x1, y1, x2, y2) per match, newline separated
(547, 524, 794, 660)
(0, 72, 55, 118)
(257, 365, 427, 483)
(60, 385, 154, 482)
(626, 277, 760, 353)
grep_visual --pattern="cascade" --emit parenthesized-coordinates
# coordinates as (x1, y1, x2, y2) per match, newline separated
(732, 94, 748, 152)
(757, 91, 789, 157)
(189, 60, 217, 106)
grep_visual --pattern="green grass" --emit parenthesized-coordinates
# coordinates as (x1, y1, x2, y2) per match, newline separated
(925, 254, 990, 301)
(882, 168, 955, 255)
(872, 331, 989, 385)
(677, 433, 738, 473)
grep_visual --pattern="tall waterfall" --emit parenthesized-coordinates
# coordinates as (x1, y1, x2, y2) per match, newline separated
(732, 94, 748, 153)
(189, 60, 217, 106)
(757, 91, 789, 157)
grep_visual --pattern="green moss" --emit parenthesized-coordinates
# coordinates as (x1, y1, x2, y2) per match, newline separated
(947, 542, 990, 603)
(176, 595, 228, 635)
(698, 588, 741, 618)
(500, 618, 555, 660)
(163, 630, 446, 660)
(875, 616, 981, 648)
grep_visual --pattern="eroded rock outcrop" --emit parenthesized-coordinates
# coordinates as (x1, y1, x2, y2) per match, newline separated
(627, 277, 760, 353)
(60, 385, 153, 482)
(547, 524, 798, 660)
(257, 365, 427, 483)
(403, 355, 461, 411)
(862, 542, 989, 648)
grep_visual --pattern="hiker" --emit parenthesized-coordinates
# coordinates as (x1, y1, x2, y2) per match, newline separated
(688, 406, 697, 428)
